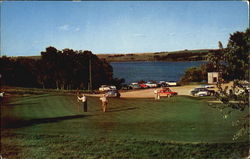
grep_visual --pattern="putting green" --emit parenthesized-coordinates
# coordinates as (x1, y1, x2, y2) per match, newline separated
(1, 93, 249, 158)
(2, 94, 248, 142)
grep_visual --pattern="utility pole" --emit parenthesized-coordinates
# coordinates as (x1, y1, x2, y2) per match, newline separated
(88, 55, 92, 91)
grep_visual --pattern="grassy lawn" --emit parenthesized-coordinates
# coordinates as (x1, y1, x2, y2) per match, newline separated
(1, 93, 249, 159)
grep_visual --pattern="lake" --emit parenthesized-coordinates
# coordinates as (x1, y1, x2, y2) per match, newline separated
(111, 61, 205, 84)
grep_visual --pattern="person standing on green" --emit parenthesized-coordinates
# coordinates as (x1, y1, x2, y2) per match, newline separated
(77, 94, 87, 112)
(100, 94, 108, 112)
(154, 89, 158, 100)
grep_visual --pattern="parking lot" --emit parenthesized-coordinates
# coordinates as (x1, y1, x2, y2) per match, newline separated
(120, 85, 202, 98)
(90, 82, 235, 98)
(122, 82, 238, 98)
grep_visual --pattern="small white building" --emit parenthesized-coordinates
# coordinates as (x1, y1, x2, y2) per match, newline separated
(208, 72, 220, 84)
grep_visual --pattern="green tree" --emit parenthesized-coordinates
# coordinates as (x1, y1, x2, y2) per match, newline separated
(209, 28, 250, 140)
(39, 47, 115, 90)
(0, 56, 39, 88)
(207, 41, 226, 72)
(224, 29, 250, 80)
(180, 66, 207, 84)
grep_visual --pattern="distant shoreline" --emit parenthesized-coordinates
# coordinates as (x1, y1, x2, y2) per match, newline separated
(109, 60, 207, 63)
(8, 49, 217, 62)
(97, 49, 216, 62)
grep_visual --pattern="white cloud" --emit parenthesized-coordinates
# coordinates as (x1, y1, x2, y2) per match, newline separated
(59, 25, 70, 31)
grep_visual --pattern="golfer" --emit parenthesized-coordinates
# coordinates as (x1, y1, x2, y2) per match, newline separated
(0, 92, 4, 103)
(77, 94, 87, 112)
(100, 94, 108, 112)
(154, 89, 158, 100)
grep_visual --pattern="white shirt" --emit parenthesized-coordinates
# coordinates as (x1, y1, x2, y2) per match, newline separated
(154, 90, 158, 94)
(100, 96, 107, 102)
(78, 96, 86, 102)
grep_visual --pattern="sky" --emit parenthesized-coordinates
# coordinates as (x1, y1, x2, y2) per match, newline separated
(1, 1, 249, 56)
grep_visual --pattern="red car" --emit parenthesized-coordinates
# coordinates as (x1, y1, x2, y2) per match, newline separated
(139, 84, 149, 89)
(158, 88, 178, 97)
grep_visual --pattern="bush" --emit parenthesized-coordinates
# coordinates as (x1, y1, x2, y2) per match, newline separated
(180, 66, 207, 84)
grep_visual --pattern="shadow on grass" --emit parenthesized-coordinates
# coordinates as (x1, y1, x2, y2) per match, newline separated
(184, 95, 216, 101)
(107, 107, 137, 113)
(5, 102, 38, 107)
(1, 114, 89, 129)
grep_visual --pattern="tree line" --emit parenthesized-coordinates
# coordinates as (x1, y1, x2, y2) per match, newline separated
(154, 50, 209, 61)
(0, 47, 124, 90)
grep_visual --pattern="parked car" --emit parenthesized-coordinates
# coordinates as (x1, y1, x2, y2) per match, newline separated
(160, 83, 170, 87)
(236, 81, 250, 93)
(109, 86, 116, 90)
(99, 85, 110, 91)
(166, 81, 177, 86)
(105, 90, 120, 98)
(235, 89, 245, 95)
(131, 82, 138, 85)
(158, 81, 166, 86)
(145, 82, 157, 88)
(159, 81, 166, 84)
(201, 84, 215, 88)
(190, 88, 213, 96)
(139, 84, 149, 89)
(158, 81, 169, 87)
(158, 88, 178, 97)
(99, 85, 116, 92)
(121, 84, 132, 90)
(129, 84, 141, 89)
(241, 84, 250, 91)
(195, 90, 210, 96)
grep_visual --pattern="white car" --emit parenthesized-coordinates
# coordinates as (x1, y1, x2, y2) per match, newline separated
(145, 82, 157, 88)
(166, 81, 177, 86)
(201, 85, 215, 88)
(235, 89, 245, 95)
(99, 85, 116, 92)
(242, 84, 250, 91)
(195, 91, 210, 96)
(158, 81, 166, 84)
(131, 82, 138, 85)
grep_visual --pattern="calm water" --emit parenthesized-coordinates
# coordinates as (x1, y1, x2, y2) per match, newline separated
(111, 61, 205, 84)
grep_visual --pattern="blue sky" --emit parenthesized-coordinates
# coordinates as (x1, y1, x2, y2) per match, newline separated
(1, 1, 249, 56)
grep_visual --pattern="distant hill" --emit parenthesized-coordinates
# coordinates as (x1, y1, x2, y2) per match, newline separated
(97, 49, 218, 62)
(11, 49, 218, 62)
